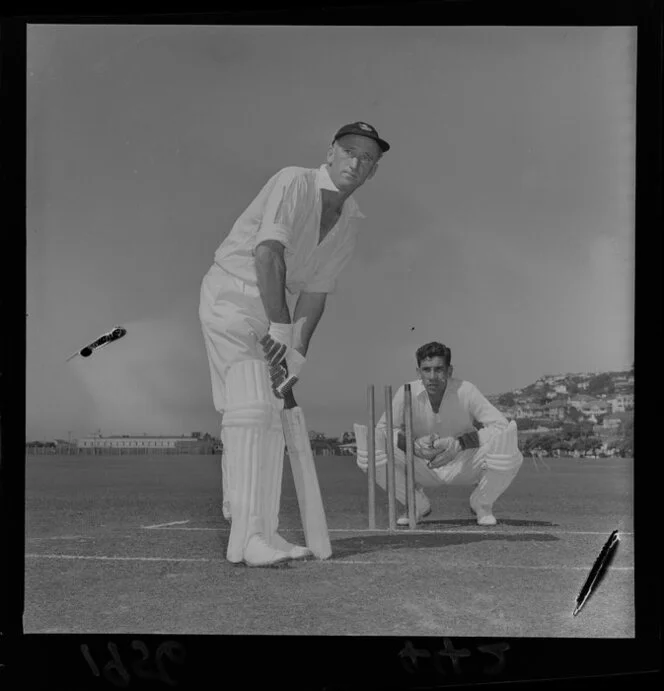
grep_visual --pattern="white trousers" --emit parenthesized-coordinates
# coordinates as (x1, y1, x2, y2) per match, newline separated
(199, 264, 272, 412)
(355, 421, 523, 512)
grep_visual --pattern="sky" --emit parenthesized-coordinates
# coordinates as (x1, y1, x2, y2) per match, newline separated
(26, 24, 636, 441)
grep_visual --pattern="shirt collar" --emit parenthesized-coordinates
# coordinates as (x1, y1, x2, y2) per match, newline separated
(410, 379, 428, 399)
(317, 164, 338, 191)
(317, 165, 365, 219)
(410, 378, 457, 400)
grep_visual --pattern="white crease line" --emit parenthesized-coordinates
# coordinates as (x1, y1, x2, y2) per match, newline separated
(318, 562, 635, 571)
(28, 536, 89, 541)
(142, 520, 191, 529)
(144, 526, 634, 537)
(24, 554, 634, 570)
(26, 554, 216, 563)
(25, 554, 634, 571)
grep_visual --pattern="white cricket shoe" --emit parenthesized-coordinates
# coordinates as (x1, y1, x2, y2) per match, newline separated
(269, 533, 312, 560)
(222, 500, 232, 522)
(243, 534, 292, 567)
(470, 499, 497, 526)
(396, 490, 432, 526)
(396, 506, 432, 526)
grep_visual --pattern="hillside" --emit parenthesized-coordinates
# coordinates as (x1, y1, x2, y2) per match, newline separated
(486, 368, 634, 457)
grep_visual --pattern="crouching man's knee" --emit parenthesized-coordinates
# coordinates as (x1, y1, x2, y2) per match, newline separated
(484, 420, 523, 473)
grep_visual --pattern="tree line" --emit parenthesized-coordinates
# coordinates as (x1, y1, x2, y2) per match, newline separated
(516, 419, 633, 457)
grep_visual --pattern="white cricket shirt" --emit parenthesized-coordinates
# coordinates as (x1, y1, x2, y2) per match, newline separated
(376, 378, 509, 445)
(213, 165, 364, 295)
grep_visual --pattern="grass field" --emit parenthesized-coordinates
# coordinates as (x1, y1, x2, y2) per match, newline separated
(24, 452, 634, 637)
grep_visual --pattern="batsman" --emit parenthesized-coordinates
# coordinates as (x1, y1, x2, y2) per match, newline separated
(199, 122, 389, 567)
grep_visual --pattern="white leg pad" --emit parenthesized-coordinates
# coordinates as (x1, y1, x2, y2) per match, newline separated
(484, 420, 523, 472)
(353, 423, 368, 460)
(489, 420, 519, 454)
(261, 416, 287, 545)
(470, 421, 523, 509)
(354, 423, 389, 469)
(221, 425, 264, 562)
(221, 449, 232, 520)
(221, 359, 284, 563)
(470, 466, 520, 509)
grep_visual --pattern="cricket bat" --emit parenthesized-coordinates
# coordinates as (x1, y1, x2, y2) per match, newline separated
(281, 391, 332, 560)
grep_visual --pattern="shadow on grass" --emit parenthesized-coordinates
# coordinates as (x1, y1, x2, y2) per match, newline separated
(328, 530, 559, 560)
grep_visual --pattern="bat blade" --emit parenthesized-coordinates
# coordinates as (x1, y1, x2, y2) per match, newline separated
(281, 406, 332, 560)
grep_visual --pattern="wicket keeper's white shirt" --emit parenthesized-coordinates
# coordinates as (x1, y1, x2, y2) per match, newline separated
(213, 165, 364, 295)
(376, 378, 509, 447)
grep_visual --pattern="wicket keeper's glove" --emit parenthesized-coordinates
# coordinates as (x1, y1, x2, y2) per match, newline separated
(413, 434, 439, 460)
(428, 437, 461, 469)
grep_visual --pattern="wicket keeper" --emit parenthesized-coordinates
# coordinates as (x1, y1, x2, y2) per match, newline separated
(199, 122, 389, 566)
(356, 342, 523, 526)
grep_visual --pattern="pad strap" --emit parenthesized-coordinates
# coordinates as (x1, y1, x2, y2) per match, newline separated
(223, 403, 275, 428)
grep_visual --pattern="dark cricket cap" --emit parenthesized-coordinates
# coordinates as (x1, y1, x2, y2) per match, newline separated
(333, 121, 390, 153)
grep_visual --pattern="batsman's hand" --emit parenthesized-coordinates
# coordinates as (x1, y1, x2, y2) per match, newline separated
(269, 360, 291, 397)
(259, 333, 290, 369)
(258, 332, 306, 377)
(268, 356, 304, 401)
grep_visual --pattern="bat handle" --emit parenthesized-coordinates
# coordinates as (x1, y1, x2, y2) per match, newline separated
(283, 389, 297, 410)
(275, 374, 298, 398)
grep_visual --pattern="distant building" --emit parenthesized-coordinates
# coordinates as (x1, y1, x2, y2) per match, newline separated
(544, 401, 568, 421)
(602, 415, 621, 431)
(54, 439, 78, 453)
(568, 394, 595, 410)
(577, 381, 589, 390)
(602, 411, 633, 429)
(309, 439, 337, 456)
(515, 403, 545, 419)
(581, 401, 612, 417)
(610, 393, 634, 413)
(554, 384, 568, 394)
(515, 425, 551, 438)
(77, 434, 199, 450)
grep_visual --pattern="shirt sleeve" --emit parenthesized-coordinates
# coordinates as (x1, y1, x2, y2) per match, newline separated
(304, 228, 359, 294)
(254, 169, 308, 252)
(458, 382, 509, 446)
